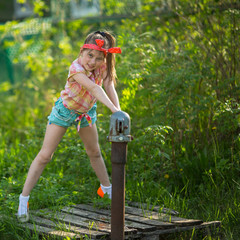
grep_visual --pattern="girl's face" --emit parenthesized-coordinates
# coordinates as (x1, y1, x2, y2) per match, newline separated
(80, 49, 105, 72)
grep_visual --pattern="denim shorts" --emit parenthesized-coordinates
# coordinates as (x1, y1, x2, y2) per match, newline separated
(48, 98, 97, 129)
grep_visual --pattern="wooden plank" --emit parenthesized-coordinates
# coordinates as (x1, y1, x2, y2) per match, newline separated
(72, 204, 174, 230)
(34, 208, 139, 239)
(61, 206, 111, 222)
(9, 215, 81, 239)
(34, 209, 111, 235)
(74, 204, 174, 231)
(74, 204, 110, 214)
(62, 206, 153, 233)
(21, 222, 81, 239)
(30, 215, 108, 239)
(128, 202, 179, 216)
(124, 206, 203, 226)
(141, 221, 221, 237)
(62, 207, 136, 234)
(124, 212, 174, 229)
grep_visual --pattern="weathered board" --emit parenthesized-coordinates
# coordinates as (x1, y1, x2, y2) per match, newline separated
(18, 203, 221, 239)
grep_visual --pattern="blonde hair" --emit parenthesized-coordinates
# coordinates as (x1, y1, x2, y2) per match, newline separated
(81, 30, 117, 85)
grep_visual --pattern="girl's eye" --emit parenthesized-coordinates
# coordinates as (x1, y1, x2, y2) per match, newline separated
(88, 53, 93, 58)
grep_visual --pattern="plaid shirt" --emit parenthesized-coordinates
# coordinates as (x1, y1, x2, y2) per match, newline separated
(61, 58, 106, 113)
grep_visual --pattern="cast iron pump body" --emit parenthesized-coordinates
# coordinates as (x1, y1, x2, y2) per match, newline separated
(108, 111, 131, 143)
(108, 111, 132, 240)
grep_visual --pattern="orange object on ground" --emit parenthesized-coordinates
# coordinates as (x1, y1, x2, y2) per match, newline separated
(97, 187, 104, 198)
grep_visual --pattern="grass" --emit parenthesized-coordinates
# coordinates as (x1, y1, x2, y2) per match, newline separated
(0, 93, 239, 240)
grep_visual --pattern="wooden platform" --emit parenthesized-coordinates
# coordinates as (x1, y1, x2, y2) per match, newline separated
(20, 202, 221, 239)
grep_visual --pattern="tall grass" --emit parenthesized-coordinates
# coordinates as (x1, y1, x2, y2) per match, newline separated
(1, 99, 238, 239)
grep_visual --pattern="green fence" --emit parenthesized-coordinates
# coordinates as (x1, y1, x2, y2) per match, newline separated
(0, 17, 52, 85)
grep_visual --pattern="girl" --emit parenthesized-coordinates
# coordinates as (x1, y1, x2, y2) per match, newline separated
(17, 30, 121, 222)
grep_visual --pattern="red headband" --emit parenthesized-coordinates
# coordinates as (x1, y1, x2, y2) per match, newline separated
(82, 39, 122, 55)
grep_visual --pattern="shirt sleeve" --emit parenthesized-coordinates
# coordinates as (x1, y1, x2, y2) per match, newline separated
(67, 59, 91, 82)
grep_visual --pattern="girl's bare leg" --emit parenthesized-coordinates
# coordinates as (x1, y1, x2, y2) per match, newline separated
(79, 123, 110, 187)
(22, 123, 67, 196)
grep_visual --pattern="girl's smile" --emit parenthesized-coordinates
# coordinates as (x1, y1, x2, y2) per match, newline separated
(80, 49, 105, 72)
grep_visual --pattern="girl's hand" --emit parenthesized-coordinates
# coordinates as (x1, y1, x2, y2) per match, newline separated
(112, 106, 121, 113)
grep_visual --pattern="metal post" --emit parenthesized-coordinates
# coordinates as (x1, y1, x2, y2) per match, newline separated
(111, 142, 127, 239)
(108, 111, 131, 240)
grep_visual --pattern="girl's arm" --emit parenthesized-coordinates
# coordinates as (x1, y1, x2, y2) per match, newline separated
(103, 76, 121, 110)
(71, 73, 120, 113)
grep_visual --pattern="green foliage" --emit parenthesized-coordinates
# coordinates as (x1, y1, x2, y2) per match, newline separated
(127, 125, 173, 184)
(0, 0, 240, 239)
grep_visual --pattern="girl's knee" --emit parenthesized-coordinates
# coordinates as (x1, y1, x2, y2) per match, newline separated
(86, 147, 101, 159)
(37, 150, 53, 165)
